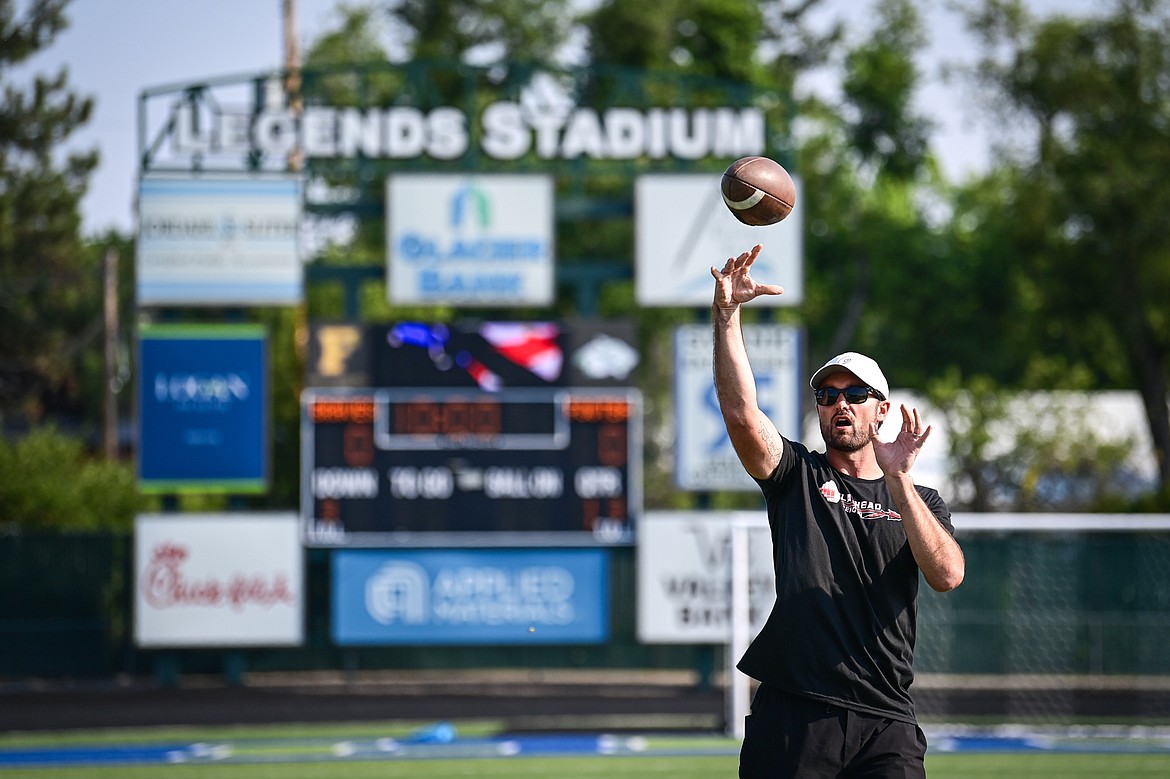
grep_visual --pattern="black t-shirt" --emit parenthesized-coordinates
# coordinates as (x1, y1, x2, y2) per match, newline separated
(737, 437, 954, 723)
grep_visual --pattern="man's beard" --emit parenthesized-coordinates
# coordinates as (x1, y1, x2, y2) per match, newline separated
(821, 418, 872, 453)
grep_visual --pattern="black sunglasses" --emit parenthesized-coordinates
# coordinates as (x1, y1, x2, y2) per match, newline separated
(814, 386, 885, 406)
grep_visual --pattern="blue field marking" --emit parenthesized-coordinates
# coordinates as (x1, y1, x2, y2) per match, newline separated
(926, 725, 1170, 755)
(0, 743, 190, 767)
(0, 733, 670, 768)
(932, 735, 1170, 755)
(932, 735, 1056, 753)
(3, 725, 1170, 768)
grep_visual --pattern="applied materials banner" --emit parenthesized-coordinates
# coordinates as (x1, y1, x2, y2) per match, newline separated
(332, 548, 609, 645)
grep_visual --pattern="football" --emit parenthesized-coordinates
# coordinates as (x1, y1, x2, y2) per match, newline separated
(720, 156, 796, 226)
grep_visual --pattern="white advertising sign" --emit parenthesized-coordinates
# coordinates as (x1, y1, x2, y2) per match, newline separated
(387, 174, 554, 307)
(634, 173, 803, 307)
(134, 513, 304, 648)
(674, 323, 803, 491)
(136, 176, 302, 306)
(637, 511, 775, 644)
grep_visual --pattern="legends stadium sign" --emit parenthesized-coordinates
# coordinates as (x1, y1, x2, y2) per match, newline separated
(139, 67, 776, 171)
(166, 102, 765, 163)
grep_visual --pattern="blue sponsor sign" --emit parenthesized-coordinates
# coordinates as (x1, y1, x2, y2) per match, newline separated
(673, 323, 802, 491)
(138, 324, 268, 493)
(332, 548, 609, 645)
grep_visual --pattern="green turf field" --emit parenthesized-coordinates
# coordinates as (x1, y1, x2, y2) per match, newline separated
(3, 753, 1170, 779)
(2, 722, 1169, 778)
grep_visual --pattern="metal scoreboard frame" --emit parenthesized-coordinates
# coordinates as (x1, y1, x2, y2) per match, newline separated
(301, 387, 642, 547)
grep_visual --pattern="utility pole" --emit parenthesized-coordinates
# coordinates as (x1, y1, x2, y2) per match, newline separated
(103, 247, 120, 460)
(283, 0, 303, 171)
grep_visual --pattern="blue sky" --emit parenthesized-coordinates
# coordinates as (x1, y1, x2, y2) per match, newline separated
(19, 0, 1094, 237)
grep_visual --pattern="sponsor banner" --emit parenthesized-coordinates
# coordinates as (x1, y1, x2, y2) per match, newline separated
(387, 175, 554, 307)
(138, 324, 268, 493)
(305, 320, 639, 389)
(136, 176, 301, 306)
(134, 513, 304, 647)
(637, 511, 774, 644)
(673, 324, 802, 491)
(332, 548, 609, 645)
(634, 173, 804, 307)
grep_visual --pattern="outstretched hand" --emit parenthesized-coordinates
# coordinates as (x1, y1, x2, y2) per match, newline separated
(873, 404, 931, 477)
(710, 244, 784, 309)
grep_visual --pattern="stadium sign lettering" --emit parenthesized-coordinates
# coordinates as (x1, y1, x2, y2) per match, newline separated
(171, 102, 765, 162)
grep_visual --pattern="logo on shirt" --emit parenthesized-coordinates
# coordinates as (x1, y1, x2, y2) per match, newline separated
(843, 496, 902, 522)
(820, 481, 902, 521)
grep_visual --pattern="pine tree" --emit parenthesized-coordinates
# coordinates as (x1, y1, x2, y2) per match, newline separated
(0, 0, 99, 425)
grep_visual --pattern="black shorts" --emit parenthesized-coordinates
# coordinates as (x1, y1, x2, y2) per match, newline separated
(739, 685, 927, 779)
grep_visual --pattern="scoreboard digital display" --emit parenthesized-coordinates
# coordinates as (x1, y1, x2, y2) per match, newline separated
(302, 388, 640, 546)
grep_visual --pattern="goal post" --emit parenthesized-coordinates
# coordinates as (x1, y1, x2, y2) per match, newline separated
(728, 513, 771, 739)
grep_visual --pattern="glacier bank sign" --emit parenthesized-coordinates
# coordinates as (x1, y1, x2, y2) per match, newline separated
(387, 174, 554, 306)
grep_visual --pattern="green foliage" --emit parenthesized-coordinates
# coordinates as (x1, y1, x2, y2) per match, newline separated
(587, 0, 680, 71)
(0, 0, 100, 424)
(588, 0, 765, 83)
(388, 0, 576, 66)
(586, 0, 845, 92)
(757, 0, 845, 95)
(258, 307, 305, 509)
(308, 4, 392, 68)
(927, 370, 1139, 511)
(793, 0, 946, 381)
(957, 0, 1170, 490)
(302, 5, 401, 105)
(0, 427, 142, 529)
(0, 2, 145, 530)
(841, 0, 933, 177)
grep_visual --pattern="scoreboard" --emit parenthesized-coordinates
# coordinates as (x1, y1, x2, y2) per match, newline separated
(302, 388, 640, 546)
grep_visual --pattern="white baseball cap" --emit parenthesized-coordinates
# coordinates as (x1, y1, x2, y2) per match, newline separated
(809, 352, 889, 400)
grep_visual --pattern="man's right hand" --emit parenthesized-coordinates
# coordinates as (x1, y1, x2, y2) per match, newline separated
(710, 244, 784, 309)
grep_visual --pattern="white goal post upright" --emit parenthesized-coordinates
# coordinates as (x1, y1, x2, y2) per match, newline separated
(728, 513, 770, 739)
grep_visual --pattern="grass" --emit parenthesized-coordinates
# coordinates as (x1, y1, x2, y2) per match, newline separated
(3, 753, 1170, 779)
(927, 753, 1170, 777)
(2, 722, 1169, 779)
